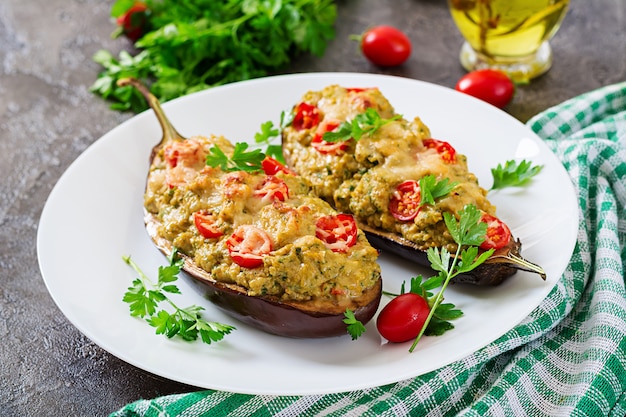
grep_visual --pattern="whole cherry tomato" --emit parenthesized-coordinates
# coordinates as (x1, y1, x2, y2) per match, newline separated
(480, 213, 512, 250)
(116, 2, 149, 42)
(315, 214, 358, 253)
(376, 293, 430, 343)
(360, 25, 412, 67)
(455, 69, 515, 109)
(226, 225, 273, 268)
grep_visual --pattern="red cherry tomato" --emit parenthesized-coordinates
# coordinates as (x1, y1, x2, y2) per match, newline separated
(455, 69, 515, 109)
(389, 180, 421, 222)
(422, 138, 457, 163)
(116, 3, 149, 42)
(292, 102, 320, 131)
(315, 214, 358, 253)
(480, 213, 512, 250)
(360, 25, 412, 67)
(312, 121, 348, 155)
(261, 156, 295, 176)
(193, 211, 224, 239)
(253, 175, 289, 202)
(376, 293, 430, 343)
(226, 225, 273, 268)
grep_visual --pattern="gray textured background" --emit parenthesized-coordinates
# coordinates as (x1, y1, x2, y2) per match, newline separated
(1, 0, 624, 415)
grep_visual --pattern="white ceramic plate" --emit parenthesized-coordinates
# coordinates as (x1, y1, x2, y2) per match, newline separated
(37, 73, 578, 395)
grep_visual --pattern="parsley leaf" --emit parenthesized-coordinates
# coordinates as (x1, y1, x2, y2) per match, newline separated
(254, 111, 292, 163)
(419, 175, 458, 206)
(323, 108, 401, 143)
(490, 159, 543, 190)
(92, 0, 338, 113)
(343, 309, 367, 340)
(407, 204, 494, 352)
(122, 250, 236, 345)
(206, 143, 265, 172)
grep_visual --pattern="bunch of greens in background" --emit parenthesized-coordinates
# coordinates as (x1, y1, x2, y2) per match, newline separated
(91, 0, 337, 113)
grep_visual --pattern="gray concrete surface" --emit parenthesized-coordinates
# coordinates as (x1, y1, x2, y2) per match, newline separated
(1, 0, 624, 415)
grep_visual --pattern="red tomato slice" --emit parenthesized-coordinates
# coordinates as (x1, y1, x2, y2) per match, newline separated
(312, 121, 347, 155)
(292, 102, 320, 131)
(193, 211, 223, 239)
(261, 156, 295, 175)
(480, 213, 512, 250)
(389, 180, 421, 222)
(315, 214, 358, 253)
(254, 175, 289, 202)
(163, 139, 202, 168)
(376, 292, 430, 343)
(422, 138, 456, 163)
(226, 225, 273, 268)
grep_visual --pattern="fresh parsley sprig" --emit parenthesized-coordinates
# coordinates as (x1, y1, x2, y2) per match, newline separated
(122, 249, 236, 344)
(419, 175, 458, 206)
(92, 0, 338, 113)
(254, 111, 293, 164)
(490, 159, 543, 190)
(343, 309, 367, 340)
(323, 108, 401, 143)
(408, 204, 494, 352)
(206, 142, 266, 173)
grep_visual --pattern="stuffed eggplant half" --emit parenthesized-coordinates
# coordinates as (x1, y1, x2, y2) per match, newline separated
(281, 85, 545, 286)
(120, 78, 382, 338)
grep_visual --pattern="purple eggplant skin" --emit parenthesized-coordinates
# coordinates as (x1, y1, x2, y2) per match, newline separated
(358, 222, 545, 286)
(197, 276, 382, 338)
(120, 76, 384, 339)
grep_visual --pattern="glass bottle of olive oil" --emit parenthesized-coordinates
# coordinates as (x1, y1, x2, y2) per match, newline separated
(448, 0, 570, 81)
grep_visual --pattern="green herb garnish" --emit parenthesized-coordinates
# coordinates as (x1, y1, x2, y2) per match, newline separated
(344, 309, 367, 340)
(91, 0, 338, 113)
(490, 159, 543, 190)
(254, 111, 293, 164)
(122, 249, 235, 344)
(323, 108, 401, 143)
(206, 142, 265, 172)
(407, 204, 494, 352)
(419, 175, 458, 206)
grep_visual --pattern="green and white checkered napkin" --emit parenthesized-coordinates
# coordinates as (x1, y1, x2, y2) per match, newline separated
(111, 82, 626, 417)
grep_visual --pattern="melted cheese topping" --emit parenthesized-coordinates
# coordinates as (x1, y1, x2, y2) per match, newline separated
(282, 85, 496, 251)
(144, 134, 381, 302)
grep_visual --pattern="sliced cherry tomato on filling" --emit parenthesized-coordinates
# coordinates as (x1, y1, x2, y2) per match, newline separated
(163, 139, 202, 168)
(389, 180, 421, 222)
(315, 214, 358, 253)
(422, 138, 456, 163)
(253, 175, 289, 202)
(480, 213, 512, 250)
(261, 156, 295, 175)
(292, 102, 320, 131)
(376, 292, 430, 343)
(311, 121, 348, 155)
(226, 225, 273, 268)
(193, 211, 223, 239)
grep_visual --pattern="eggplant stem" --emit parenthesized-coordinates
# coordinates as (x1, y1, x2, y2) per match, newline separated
(488, 252, 547, 280)
(117, 77, 186, 143)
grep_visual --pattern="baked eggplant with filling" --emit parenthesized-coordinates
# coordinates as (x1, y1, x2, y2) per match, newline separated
(281, 85, 545, 285)
(120, 78, 382, 338)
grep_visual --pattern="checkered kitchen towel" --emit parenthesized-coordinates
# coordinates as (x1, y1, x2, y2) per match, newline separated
(111, 81, 626, 417)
